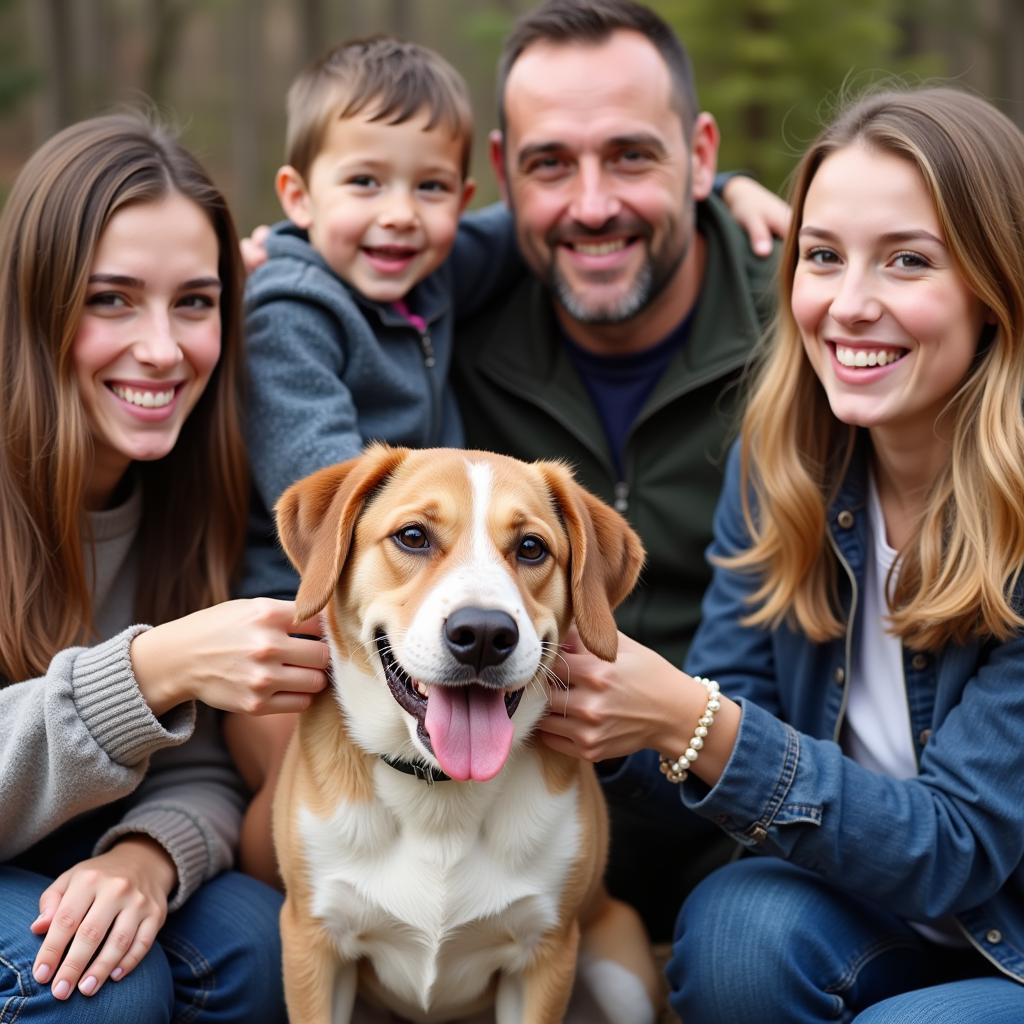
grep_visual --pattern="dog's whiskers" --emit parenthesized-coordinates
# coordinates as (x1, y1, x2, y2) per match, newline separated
(354, 636, 384, 658)
(526, 674, 548, 702)
(538, 645, 570, 693)
(536, 663, 565, 693)
(548, 648, 571, 676)
(356, 628, 410, 659)
(535, 647, 572, 714)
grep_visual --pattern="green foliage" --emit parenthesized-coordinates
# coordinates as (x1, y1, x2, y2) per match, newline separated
(649, 0, 948, 192)
(0, 64, 38, 116)
(0, 0, 993, 222)
(460, 7, 514, 52)
(449, 4, 519, 203)
(0, 0, 38, 115)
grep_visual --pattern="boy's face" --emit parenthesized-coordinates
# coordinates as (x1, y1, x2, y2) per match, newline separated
(278, 110, 474, 304)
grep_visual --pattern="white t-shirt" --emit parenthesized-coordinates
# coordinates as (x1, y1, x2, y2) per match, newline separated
(844, 475, 915, 779)
(843, 474, 965, 947)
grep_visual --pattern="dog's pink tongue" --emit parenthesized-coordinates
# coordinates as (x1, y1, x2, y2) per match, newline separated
(425, 684, 514, 782)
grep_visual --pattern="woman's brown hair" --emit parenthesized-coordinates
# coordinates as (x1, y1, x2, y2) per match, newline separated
(728, 87, 1024, 650)
(0, 112, 249, 680)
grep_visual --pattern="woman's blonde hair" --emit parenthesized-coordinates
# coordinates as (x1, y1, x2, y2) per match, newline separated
(730, 87, 1024, 650)
(0, 112, 249, 680)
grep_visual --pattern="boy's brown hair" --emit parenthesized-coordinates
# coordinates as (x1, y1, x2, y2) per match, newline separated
(285, 36, 474, 180)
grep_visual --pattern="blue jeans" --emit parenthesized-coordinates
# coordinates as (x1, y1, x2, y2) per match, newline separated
(0, 866, 285, 1023)
(667, 857, 1024, 1023)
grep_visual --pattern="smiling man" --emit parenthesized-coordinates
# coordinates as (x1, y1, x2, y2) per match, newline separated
(452, 0, 779, 939)
(499, 24, 713, 352)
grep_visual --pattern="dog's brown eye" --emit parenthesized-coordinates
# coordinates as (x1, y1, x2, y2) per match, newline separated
(394, 525, 429, 551)
(517, 535, 547, 563)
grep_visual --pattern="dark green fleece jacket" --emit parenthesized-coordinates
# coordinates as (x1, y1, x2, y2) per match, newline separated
(452, 196, 777, 668)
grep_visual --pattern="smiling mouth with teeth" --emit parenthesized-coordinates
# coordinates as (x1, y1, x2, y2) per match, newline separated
(373, 629, 525, 760)
(833, 344, 908, 368)
(363, 245, 419, 261)
(109, 383, 178, 408)
(571, 239, 630, 256)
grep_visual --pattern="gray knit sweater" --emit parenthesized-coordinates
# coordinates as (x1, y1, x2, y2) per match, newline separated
(1, 487, 246, 909)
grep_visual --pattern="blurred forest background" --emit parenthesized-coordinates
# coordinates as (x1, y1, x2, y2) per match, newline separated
(1, 0, 1022, 231)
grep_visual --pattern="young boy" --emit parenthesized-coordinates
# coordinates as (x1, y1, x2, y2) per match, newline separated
(229, 36, 519, 885)
(240, 36, 521, 605)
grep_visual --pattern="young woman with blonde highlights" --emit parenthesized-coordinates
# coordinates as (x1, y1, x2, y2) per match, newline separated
(0, 113, 328, 1023)
(733, 88, 1024, 649)
(539, 87, 1024, 1022)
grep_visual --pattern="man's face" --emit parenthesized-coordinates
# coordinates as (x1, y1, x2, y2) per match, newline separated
(495, 30, 716, 334)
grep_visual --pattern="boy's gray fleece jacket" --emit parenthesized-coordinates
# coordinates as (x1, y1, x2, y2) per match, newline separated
(240, 208, 519, 600)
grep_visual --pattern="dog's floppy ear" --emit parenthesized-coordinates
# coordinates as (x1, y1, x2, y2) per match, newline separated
(275, 444, 408, 620)
(539, 462, 645, 662)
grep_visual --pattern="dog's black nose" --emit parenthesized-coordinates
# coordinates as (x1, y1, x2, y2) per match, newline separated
(444, 607, 519, 672)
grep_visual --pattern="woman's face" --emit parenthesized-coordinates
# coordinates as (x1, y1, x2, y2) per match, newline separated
(72, 193, 222, 508)
(790, 142, 986, 454)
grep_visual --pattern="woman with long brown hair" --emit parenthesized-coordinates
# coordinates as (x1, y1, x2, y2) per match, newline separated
(0, 113, 328, 1022)
(540, 86, 1024, 1021)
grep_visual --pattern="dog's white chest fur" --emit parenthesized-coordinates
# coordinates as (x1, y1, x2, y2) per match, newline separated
(299, 754, 581, 1016)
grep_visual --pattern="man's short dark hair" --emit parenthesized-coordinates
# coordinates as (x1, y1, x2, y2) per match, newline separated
(497, 0, 699, 135)
(286, 36, 473, 180)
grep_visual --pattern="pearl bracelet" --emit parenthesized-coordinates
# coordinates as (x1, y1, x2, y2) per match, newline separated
(658, 676, 721, 784)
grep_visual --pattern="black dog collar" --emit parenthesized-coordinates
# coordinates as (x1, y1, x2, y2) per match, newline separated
(379, 753, 450, 783)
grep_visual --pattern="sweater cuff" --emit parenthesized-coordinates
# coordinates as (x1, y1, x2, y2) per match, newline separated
(72, 626, 195, 766)
(94, 807, 214, 910)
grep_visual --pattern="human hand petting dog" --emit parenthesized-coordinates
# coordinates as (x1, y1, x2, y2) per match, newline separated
(31, 836, 175, 1001)
(130, 598, 330, 718)
(538, 625, 740, 785)
(539, 625, 689, 761)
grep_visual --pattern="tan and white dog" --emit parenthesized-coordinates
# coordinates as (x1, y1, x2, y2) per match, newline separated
(273, 445, 658, 1024)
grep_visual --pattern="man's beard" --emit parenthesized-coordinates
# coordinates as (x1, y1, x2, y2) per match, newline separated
(545, 222, 689, 326)
(551, 257, 654, 324)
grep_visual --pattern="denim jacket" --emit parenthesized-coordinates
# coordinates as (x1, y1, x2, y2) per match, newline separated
(645, 438, 1024, 981)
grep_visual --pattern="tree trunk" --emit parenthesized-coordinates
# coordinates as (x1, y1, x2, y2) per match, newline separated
(1000, 0, 1024, 128)
(28, 0, 74, 141)
(78, 0, 116, 112)
(144, 0, 192, 106)
(299, 0, 325, 63)
(231, 0, 264, 231)
(390, 0, 412, 38)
